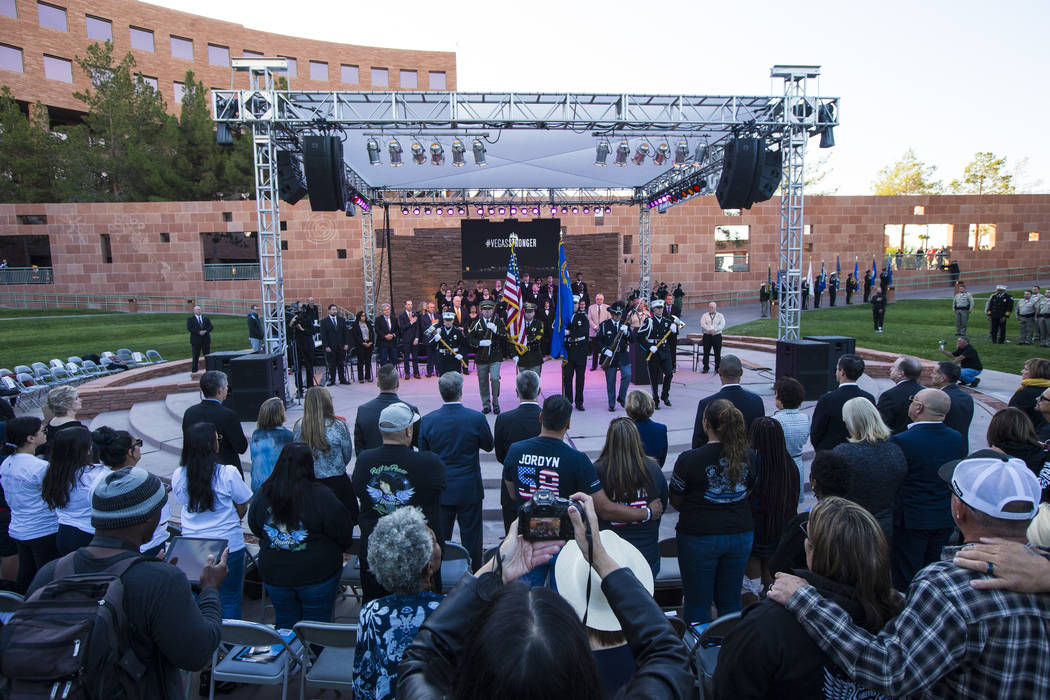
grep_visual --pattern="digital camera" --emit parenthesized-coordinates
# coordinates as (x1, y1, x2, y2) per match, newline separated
(519, 488, 582, 541)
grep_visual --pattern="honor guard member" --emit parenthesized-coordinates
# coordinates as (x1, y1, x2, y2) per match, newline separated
(430, 311, 467, 376)
(1037, 289, 1050, 348)
(637, 298, 677, 409)
(515, 303, 545, 376)
(469, 299, 507, 415)
(953, 283, 974, 336)
(1017, 289, 1038, 345)
(597, 300, 633, 411)
(1031, 286, 1045, 345)
(561, 296, 590, 411)
(984, 284, 1014, 344)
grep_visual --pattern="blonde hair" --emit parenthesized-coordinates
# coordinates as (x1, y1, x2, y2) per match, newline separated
(843, 397, 891, 444)
(47, 385, 79, 417)
(1028, 503, 1050, 547)
(297, 387, 335, 454)
(624, 390, 655, 422)
(256, 397, 286, 430)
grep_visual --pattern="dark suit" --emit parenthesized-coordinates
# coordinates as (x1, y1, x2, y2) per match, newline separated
(353, 392, 420, 456)
(417, 312, 439, 376)
(810, 383, 877, 451)
(419, 403, 494, 568)
(319, 315, 350, 385)
(890, 422, 966, 588)
(350, 319, 374, 382)
(182, 398, 248, 475)
(692, 384, 765, 448)
(398, 310, 421, 378)
(186, 314, 213, 372)
(877, 379, 925, 434)
(493, 401, 542, 532)
(942, 384, 974, 444)
(634, 417, 668, 467)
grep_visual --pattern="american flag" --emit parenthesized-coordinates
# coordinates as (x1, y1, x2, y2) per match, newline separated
(502, 245, 527, 352)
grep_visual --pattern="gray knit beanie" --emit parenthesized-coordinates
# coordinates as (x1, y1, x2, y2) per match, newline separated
(91, 467, 167, 530)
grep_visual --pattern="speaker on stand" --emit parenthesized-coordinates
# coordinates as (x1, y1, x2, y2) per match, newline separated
(302, 135, 348, 212)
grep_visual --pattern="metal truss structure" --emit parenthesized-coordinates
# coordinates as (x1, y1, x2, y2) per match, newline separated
(214, 64, 838, 354)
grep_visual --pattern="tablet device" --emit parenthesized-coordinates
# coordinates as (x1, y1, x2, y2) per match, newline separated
(164, 536, 228, 584)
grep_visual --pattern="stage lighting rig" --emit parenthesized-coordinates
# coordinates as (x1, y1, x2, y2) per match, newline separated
(615, 140, 630, 167)
(632, 143, 651, 165)
(366, 137, 382, 165)
(595, 139, 610, 166)
(431, 141, 445, 165)
(388, 138, 403, 166)
(472, 138, 487, 166)
(411, 140, 427, 165)
(451, 139, 466, 166)
(673, 140, 689, 168)
(652, 142, 670, 167)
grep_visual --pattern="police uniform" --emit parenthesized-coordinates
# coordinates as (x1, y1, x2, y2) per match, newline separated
(985, 286, 1014, 344)
(636, 299, 676, 408)
(870, 289, 886, 332)
(845, 275, 857, 304)
(1032, 290, 1045, 345)
(828, 274, 839, 306)
(1017, 294, 1038, 345)
(952, 288, 974, 336)
(430, 312, 467, 375)
(597, 302, 632, 411)
(469, 300, 507, 414)
(1037, 294, 1050, 347)
(516, 303, 545, 375)
(561, 298, 589, 410)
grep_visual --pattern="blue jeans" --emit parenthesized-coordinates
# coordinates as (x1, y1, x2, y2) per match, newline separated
(219, 548, 246, 620)
(264, 572, 341, 630)
(677, 531, 753, 624)
(960, 368, 982, 384)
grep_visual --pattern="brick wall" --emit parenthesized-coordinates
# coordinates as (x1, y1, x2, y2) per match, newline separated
(0, 0, 457, 117)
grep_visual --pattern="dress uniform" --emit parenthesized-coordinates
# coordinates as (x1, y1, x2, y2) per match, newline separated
(561, 297, 590, 410)
(597, 301, 632, 411)
(985, 285, 1014, 344)
(516, 303, 545, 376)
(636, 299, 677, 408)
(429, 312, 467, 376)
(469, 300, 507, 414)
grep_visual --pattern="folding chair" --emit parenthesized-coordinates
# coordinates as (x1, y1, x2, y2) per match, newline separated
(691, 612, 742, 699)
(146, 349, 164, 363)
(116, 348, 133, 356)
(0, 369, 13, 380)
(292, 621, 358, 698)
(64, 363, 87, 384)
(14, 374, 47, 410)
(50, 367, 75, 386)
(654, 538, 682, 592)
(440, 541, 471, 592)
(337, 540, 363, 609)
(13, 365, 33, 377)
(31, 363, 56, 386)
(209, 620, 304, 700)
(48, 359, 64, 369)
(66, 356, 83, 366)
(129, 352, 148, 368)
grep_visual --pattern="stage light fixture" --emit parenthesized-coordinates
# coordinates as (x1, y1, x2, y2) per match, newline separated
(605, 207, 611, 214)
(631, 143, 650, 165)
(451, 139, 466, 167)
(571, 206, 579, 215)
(366, 138, 382, 165)
(498, 206, 506, 215)
(423, 207, 432, 215)
(435, 207, 443, 216)
(582, 206, 590, 214)
(532, 207, 540, 215)
(510, 206, 517, 216)
(488, 207, 496, 215)
(818, 103, 836, 148)
(595, 139, 610, 166)
(615, 140, 630, 167)
(430, 142, 445, 165)
(694, 142, 708, 166)
(389, 138, 403, 166)
(351, 195, 370, 212)
(561, 206, 568, 214)
(412, 207, 421, 215)
(411, 141, 427, 165)
(476, 207, 485, 216)
(653, 143, 670, 166)
(472, 138, 487, 166)
(448, 207, 456, 215)
(457, 207, 466, 215)
(674, 140, 689, 168)
(401, 207, 409, 215)
(550, 207, 558, 216)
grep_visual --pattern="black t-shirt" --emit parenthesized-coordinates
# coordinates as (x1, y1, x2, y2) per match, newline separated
(596, 459, 668, 563)
(351, 444, 446, 546)
(952, 344, 982, 371)
(670, 443, 756, 536)
(501, 436, 602, 504)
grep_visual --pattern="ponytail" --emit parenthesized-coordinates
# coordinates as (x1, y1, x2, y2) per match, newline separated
(704, 399, 748, 485)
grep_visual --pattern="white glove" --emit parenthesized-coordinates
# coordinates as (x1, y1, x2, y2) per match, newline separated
(479, 339, 492, 347)
(649, 345, 659, 354)
(487, 322, 498, 332)
(564, 329, 571, 337)
(619, 324, 629, 333)
(512, 356, 519, 365)
(455, 353, 463, 360)
(671, 325, 679, 335)
(602, 349, 613, 358)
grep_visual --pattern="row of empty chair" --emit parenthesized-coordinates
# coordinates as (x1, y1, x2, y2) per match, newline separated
(1, 350, 165, 409)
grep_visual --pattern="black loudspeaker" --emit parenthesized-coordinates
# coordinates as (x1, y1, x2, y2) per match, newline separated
(276, 151, 307, 205)
(716, 137, 762, 210)
(204, 350, 253, 410)
(750, 146, 783, 204)
(227, 353, 286, 421)
(775, 339, 832, 401)
(803, 335, 856, 388)
(302, 135, 347, 212)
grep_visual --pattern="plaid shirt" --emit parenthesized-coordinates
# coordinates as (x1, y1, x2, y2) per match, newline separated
(786, 545, 1050, 698)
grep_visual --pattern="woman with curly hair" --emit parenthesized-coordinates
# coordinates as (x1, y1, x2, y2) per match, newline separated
(353, 506, 442, 700)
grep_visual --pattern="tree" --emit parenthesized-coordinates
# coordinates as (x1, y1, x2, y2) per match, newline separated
(872, 148, 942, 195)
(949, 151, 1015, 194)
(0, 89, 63, 202)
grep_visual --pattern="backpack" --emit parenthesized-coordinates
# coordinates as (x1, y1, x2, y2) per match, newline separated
(0, 553, 148, 699)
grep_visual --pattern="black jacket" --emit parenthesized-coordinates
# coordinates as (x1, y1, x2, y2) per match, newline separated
(353, 392, 419, 456)
(494, 402, 542, 526)
(810, 384, 876, 451)
(246, 312, 264, 340)
(877, 379, 925, 434)
(374, 314, 399, 347)
(713, 570, 880, 700)
(942, 383, 975, 441)
(319, 315, 350, 351)
(186, 315, 213, 345)
(1009, 385, 1050, 433)
(692, 385, 765, 448)
(398, 310, 419, 345)
(350, 318, 374, 348)
(398, 568, 693, 699)
(182, 399, 248, 473)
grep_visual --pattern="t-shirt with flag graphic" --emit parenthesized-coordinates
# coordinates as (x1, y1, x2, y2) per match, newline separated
(501, 436, 602, 506)
(597, 459, 668, 569)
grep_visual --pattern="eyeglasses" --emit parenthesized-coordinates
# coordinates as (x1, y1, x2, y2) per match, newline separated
(133, 439, 143, 448)
(1038, 395, 1050, 403)
(799, 520, 809, 541)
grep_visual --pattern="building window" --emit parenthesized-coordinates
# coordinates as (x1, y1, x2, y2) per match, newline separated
(0, 234, 52, 268)
(714, 224, 749, 272)
(722, 209, 741, 216)
(623, 235, 633, 255)
(913, 205, 925, 216)
(340, 64, 359, 84)
(371, 67, 388, 87)
(309, 60, 328, 81)
(279, 221, 287, 231)
(208, 44, 229, 67)
(137, 74, 158, 91)
(278, 56, 296, 77)
(222, 211, 232, 222)
(42, 55, 73, 83)
(170, 35, 193, 60)
(173, 81, 186, 104)
(803, 224, 812, 235)
(968, 224, 996, 251)
(160, 232, 170, 243)
(242, 50, 262, 58)
(200, 232, 259, 264)
(37, 2, 66, 31)
(400, 69, 417, 89)
(715, 253, 749, 272)
(1028, 232, 1040, 242)
(429, 71, 446, 89)
(0, 44, 23, 73)
(0, 0, 16, 18)
(16, 214, 47, 225)
(280, 240, 288, 251)
(100, 234, 112, 264)
(84, 15, 112, 42)
(337, 248, 347, 259)
(670, 244, 679, 254)
(129, 26, 154, 52)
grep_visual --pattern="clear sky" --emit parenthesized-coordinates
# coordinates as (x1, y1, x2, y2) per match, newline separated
(149, 0, 1050, 195)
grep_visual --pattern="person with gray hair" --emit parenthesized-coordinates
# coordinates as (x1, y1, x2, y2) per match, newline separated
(420, 372, 493, 569)
(494, 370, 543, 533)
(876, 355, 926, 435)
(353, 507, 443, 698)
(180, 370, 248, 475)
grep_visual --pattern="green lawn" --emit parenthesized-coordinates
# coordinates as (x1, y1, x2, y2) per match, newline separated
(726, 294, 1050, 375)
(0, 311, 251, 370)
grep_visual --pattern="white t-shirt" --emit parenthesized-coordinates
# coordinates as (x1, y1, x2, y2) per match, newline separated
(0, 453, 59, 541)
(54, 464, 109, 533)
(171, 464, 251, 552)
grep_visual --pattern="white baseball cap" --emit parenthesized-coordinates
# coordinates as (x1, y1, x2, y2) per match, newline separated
(939, 456, 1040, 521)
(378, 402, 421, 433)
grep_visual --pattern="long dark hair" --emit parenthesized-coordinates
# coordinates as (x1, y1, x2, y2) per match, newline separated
(594, 418, 655, 503)
(41, 427, 94, 509)
(704, 399, 748, 485)
(180, 422, 219, 513)
(453, 583, 604, 700)
(92, 426, 135, 468)
(260, 442, 316, 528)
(747, 417, 799, 544)
(2, 416, 43, 457)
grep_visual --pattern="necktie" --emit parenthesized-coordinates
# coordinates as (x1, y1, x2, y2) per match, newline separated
(197, 315, 202, 326)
